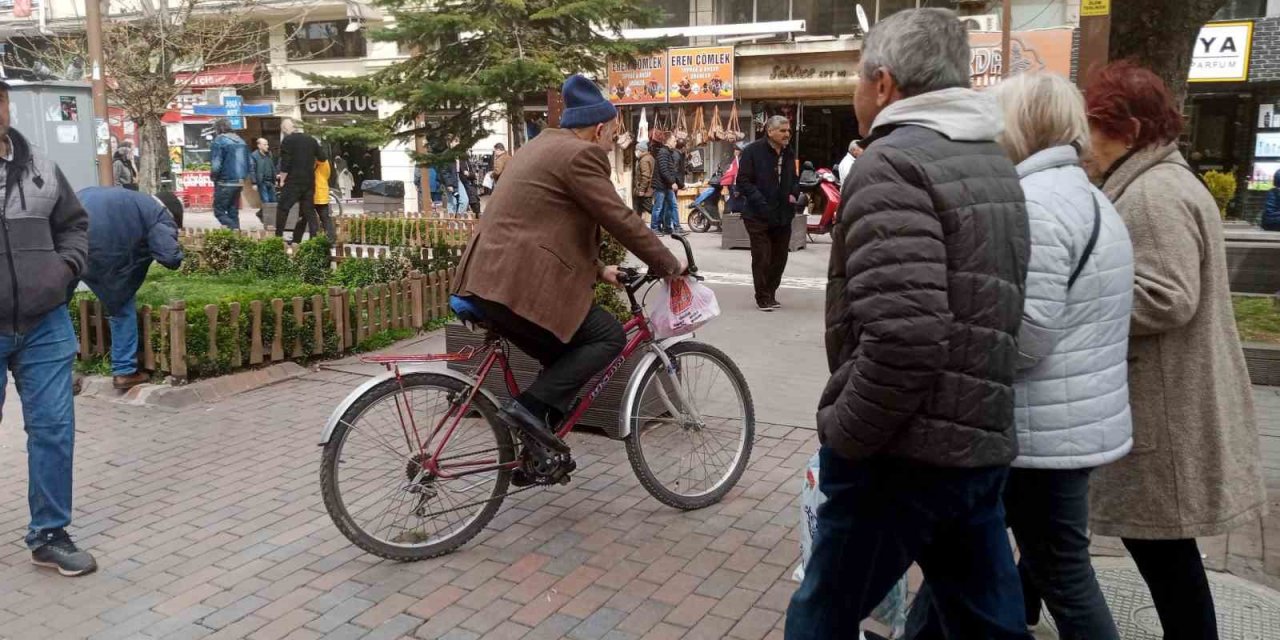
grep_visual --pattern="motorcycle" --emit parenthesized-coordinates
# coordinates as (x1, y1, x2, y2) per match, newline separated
(796, 161, 841, 238)
(688, 170, 726, 233)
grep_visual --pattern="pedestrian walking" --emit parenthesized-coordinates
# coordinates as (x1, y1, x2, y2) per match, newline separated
(904, 72, 1134, 640)
(1085, 60, 1266, 640)
(649, 131, 681, 235)
(736, 116, 798, 311)
(670, 139, 688, 233)
(461, 158, 482, 216)
(250, 137, 277, 222)
(784, 9, 1032, 640)
(0, 81, 96, 576)
(275, 118, 322, 243)
(209, 118, 249, 231)
(312, 158, 337, 243)
(836, 139, 862, 187)
(491, 142, 510, 189)
(633, 140, 655, 217)
(76, 187, 183, 391)
(113, 139, 138, 190)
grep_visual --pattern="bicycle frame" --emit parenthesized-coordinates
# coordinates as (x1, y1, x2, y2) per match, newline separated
(364, 310, 656, 481)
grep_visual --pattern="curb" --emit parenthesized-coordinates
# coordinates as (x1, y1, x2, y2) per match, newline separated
(78, 362, 311, 409)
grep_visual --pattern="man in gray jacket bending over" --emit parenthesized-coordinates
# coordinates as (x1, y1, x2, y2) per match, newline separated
(0, 80, 96, 576)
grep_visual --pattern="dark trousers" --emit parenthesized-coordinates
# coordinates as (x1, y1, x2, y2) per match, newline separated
(743, 218, 791, 305)
(275, 180, 316, 243)
(785, 449, 1031, 640)
(213, 185, 242, 230)
(310, 204, 336, 243)
(468, 297, 625, 416)
(1123, 538, 1219, 640)
(906, 467, 1118, 640)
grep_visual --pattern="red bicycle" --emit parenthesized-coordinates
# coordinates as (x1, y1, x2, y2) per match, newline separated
(318, 236, 755, 561)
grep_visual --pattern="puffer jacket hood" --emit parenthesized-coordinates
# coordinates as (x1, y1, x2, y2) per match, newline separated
(1011, 145, 1135, 469)
(870, 87, 1003, 142)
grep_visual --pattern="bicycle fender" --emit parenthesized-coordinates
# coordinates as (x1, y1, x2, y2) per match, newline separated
(616, 335, 691, 440)
(319, 367, 503, 446)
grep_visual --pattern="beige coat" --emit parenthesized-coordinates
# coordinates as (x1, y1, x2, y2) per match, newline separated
(452, 129, 680, 342)
(1089, 143, 1266, 539)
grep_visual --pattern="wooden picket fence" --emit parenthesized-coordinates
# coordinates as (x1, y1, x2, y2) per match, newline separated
(75, 268, 458, 382)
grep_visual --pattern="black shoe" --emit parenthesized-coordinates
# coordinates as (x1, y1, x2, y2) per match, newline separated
(31, 530, 97, 577)
(499, 402, 570, 454)
(757, 300, 775, 312)
(511, 456, 577, 487)
(770, 298, 782, 309)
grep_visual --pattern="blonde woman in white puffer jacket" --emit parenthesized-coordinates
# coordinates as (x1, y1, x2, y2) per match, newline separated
(906, 73, 1135, 640)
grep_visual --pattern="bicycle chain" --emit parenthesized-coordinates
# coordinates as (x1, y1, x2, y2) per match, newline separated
(413, 483, 542, 519)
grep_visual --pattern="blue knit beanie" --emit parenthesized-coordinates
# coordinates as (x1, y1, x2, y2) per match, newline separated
(559, 74, 618, 130)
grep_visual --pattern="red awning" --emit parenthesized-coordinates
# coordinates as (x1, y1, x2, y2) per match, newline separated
(174, 64, 257, 89)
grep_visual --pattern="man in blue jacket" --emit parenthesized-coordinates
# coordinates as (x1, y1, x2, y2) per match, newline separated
(209, 118, 249, 230)
(1263, 168, 1280, 231)
(75, 187, 183, 390)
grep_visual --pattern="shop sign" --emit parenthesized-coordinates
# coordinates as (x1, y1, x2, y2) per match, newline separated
(607, 54, 668, 105)
(1190, 22, 1253, 83)
(735, 50, 857, 100)
(667, 46, 735, 103)
(968, 28, 1073, 88)
(300, 91, 381, 115)
(1081, 0, 1109, 17)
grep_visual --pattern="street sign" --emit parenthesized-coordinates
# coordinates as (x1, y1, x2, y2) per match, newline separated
(1081, 0, 1110, 17)
(223, 96, 245, 130)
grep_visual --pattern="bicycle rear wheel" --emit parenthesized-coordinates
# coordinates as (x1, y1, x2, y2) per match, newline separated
(624, 341, 754, 510)
(320, 372, 514, 561)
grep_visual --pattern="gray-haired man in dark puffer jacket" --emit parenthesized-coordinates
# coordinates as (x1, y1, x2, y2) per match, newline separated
(785, 9, 1031, 640)
(0, 81, 96, 577)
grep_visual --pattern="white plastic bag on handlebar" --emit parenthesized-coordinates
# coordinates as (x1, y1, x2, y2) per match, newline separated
(648, 276, 720, 339)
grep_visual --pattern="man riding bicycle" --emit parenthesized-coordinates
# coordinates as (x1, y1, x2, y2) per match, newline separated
(450, 75, 682, 483)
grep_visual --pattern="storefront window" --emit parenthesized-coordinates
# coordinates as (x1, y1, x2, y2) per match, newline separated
(874, 0, 919, 21)
(1214, 0, 1267, 20)
(285, 21, 369, 61)
(795, 0, 856, 36)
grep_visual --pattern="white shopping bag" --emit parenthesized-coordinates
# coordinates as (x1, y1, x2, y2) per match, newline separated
(482, 172, 495, 191)
(794, 451, 910, 639)
(638, 107, 650, 144)
(648, 276, 720, 339)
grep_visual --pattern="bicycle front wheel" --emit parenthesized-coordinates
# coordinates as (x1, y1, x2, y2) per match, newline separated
(320, 373, 514, 561)
(625, 341, 755, 510)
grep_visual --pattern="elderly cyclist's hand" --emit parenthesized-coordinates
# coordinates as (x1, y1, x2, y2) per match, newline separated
(600, 265, 623, 288)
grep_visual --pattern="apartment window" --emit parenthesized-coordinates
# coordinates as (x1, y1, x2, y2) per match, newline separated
(794, 0, 855, 36)
(653, 0, 691, 28)
(1214, 0, 1267, 19)
(285, 21, 368, 61)
(716, 0, 792, 24)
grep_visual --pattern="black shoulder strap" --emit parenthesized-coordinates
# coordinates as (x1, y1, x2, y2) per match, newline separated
(1068, 195, 1102, 289)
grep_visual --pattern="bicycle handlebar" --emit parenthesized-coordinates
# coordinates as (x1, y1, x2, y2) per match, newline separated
(616, 233, 700, 290)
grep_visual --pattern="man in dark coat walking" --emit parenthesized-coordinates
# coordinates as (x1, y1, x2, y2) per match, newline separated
(736, 115, 798, 311)
(784, 9, 1032, 640)
(76, 187, 183, 390)
(274, 118, 322, 243)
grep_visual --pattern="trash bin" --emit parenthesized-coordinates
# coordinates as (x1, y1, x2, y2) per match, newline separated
(362, 180, 406, 213)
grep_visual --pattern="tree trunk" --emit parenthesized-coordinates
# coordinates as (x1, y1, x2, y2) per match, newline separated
(1108, 0, 1227, 106)
(136, 114, 166, 194)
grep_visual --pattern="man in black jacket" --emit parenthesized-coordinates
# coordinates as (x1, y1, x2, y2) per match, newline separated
(274, 118, 322, 243)
(736, 115, 798, 311)
(785, 9, 1032, 640)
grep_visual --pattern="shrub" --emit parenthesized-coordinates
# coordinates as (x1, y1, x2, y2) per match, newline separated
(332, 259, 380, 288)
(1203, 170, 1237, 219)
(597, 234, 630, 321)
(181, 229, 254, 274)
(293, 237, 332, 285)
(247, 237, 292, 280)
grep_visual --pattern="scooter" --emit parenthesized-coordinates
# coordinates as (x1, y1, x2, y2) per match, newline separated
(688, 170, 726, 233)
(796, 161, 841, 238)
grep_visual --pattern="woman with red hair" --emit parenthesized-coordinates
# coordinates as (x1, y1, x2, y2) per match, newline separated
(1085, 61, 1265, 639)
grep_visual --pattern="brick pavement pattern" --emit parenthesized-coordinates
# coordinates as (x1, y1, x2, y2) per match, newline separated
(0, 367, 811, 640)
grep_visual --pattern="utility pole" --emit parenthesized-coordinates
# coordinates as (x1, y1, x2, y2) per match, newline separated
(1077, 0, 1112, 91)
(85, 0, 112, 186)
(1001, 0, 1012, 78)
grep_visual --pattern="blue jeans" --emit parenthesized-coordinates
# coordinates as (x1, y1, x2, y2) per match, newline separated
(257, 182, 277, 205)
(213, 184, 242, 230)
(785, 448, 1031, 640)
(108, 296, 138, 376)
(0, 307, 79, 549)
(651, 189, 681, 233)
